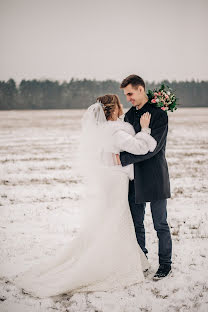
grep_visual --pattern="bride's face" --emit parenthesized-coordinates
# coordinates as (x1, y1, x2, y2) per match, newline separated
(112, 104, 123, 120)
(119, 103, 124, 117)
(111, 105, 119, 120)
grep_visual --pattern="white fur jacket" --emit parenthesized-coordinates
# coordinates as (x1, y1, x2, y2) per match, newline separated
(105, 120, 157, 180)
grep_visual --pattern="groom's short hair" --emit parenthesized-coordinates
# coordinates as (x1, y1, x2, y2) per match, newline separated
(120, 75, 145, 90)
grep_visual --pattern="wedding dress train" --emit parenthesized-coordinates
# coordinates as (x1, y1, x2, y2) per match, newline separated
(13, 167, 149, 298)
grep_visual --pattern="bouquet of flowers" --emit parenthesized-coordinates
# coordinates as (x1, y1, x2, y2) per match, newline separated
(147, 84, 178, 112)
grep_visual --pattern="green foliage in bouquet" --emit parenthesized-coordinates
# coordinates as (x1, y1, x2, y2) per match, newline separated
(147, 84, 178, 112)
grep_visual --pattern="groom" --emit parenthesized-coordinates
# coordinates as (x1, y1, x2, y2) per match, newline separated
(119, 74, 172, 280)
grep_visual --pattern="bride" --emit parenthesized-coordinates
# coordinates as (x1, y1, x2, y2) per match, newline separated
(6, 94, 156, 298)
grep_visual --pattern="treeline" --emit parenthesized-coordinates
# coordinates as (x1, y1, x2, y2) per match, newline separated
(0, 78, 207, 110)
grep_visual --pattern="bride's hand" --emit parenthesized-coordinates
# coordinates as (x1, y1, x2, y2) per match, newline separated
(140, 112, 151, 129)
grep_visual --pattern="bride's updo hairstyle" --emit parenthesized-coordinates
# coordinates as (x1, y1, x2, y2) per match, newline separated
(96, 94, 123, 120)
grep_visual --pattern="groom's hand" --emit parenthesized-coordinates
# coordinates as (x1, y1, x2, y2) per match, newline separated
(116, 154, 121, 165)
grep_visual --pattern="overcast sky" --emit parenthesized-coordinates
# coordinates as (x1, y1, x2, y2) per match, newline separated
(0, 0, 207, 83)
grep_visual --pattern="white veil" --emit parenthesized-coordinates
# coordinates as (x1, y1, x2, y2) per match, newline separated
(77, 102, 115, 179)
(82, 102, 107, 126)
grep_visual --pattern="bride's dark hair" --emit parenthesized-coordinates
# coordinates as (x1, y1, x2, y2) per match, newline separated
(96, 94, 123, 120)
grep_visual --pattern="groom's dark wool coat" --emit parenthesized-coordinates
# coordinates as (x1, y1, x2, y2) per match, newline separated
(120, 101, 171, 204)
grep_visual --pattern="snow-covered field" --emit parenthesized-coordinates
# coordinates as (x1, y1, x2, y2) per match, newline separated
(0, 108, 208, 312)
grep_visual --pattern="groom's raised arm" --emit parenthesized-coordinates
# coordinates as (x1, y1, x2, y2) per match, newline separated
(120, 112, 168, 166)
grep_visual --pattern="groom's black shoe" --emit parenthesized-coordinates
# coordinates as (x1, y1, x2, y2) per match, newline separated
(153, 264, 171, 281)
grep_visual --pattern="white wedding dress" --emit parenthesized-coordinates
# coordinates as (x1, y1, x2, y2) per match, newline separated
(3, 116, 156, 298)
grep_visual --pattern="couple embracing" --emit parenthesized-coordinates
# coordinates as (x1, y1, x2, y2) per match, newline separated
(10, 75, 172, 298)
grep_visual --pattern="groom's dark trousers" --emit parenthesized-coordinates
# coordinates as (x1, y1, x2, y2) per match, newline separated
(120, 101, 173, 266)
(128, 180, 172, 265)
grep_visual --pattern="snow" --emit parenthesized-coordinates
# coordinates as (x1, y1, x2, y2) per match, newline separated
(0, 108, 208, 312)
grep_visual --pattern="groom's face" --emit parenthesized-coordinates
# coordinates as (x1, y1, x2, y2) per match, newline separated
(123, 84, 143, 107)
